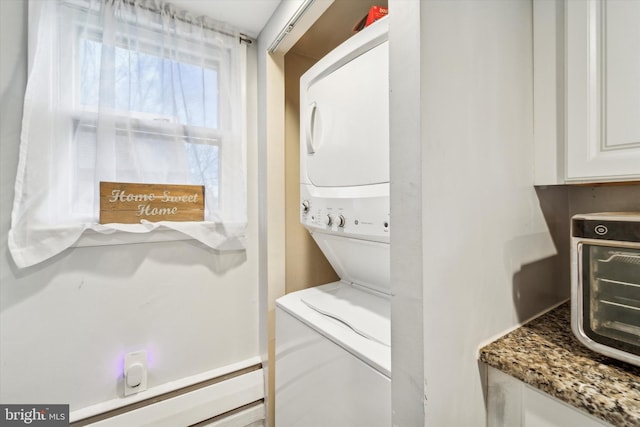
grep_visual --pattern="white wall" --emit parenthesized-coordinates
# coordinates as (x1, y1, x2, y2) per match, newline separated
(389, 0, 567, 425)
(0, 0, 260, 414)
(419, 1, 563, 424)
(388, 1, 425, 425)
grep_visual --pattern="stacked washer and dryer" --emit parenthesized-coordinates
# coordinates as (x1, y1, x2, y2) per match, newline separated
(275, 18, 391, 426)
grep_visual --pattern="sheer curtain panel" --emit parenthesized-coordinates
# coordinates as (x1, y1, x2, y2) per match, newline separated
(9, 0, 247, 268)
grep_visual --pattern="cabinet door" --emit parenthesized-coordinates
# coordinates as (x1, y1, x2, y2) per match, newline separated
(566, 0, 640, 182)
(487, 367, 610, 427)
(523, 386, 609, 427)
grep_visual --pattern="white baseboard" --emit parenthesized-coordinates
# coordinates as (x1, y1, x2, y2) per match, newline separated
(71, 357, 264, 426)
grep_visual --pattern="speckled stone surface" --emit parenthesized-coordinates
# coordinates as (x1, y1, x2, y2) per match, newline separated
(479, 302, 640, 427)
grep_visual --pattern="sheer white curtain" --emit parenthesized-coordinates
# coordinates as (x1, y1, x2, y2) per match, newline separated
(9, 0, 247, 268)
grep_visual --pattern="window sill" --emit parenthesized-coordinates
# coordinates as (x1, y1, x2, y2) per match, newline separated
(70, 221, 246, 251)
(73, 228, 194, 248)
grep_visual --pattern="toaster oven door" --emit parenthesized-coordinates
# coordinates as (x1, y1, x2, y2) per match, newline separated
(580, 244, 640, 359)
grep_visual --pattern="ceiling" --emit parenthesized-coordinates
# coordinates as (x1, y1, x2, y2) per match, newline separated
(170, 0, 282, 38)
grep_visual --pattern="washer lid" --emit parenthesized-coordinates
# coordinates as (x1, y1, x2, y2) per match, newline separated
(301, 284, 390, 347)
(276, 281, 391, 376)
(311, 232, 390, 295)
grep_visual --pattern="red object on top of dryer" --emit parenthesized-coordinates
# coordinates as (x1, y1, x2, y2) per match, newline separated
(353, 6, 388, 32)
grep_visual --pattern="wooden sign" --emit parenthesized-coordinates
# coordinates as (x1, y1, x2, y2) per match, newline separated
(100, 182, 204, 224)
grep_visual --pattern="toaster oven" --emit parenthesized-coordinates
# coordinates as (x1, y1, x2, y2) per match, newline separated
(571, 212, 640, 367)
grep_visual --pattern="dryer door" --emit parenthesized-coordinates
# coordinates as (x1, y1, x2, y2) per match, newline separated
(302, 39, 389, 188)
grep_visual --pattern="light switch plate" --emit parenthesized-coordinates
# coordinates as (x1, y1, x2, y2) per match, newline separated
(124, 350, 147, 396)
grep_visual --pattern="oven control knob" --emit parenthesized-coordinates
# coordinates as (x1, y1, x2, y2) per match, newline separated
(324, 214, 333, 226)
(336, 215, 346, 228)
(301, 200, 310, 214)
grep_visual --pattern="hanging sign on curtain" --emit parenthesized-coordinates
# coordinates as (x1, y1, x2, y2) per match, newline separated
(100, 182, 205, 224)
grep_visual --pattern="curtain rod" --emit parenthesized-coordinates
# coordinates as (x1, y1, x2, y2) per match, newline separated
(68, 0, 253, 44)
(122, 0, 254, 45)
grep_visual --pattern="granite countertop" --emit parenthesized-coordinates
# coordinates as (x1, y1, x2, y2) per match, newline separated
(479, 302, 640, 427)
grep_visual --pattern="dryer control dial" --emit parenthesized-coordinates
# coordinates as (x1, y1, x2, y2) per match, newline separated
(336, 215, 346, 228)
(324, 214, 333, 226)
(301, 200, 310, 214)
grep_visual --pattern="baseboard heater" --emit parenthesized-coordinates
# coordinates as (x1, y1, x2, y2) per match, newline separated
(70, 361, 265, 427)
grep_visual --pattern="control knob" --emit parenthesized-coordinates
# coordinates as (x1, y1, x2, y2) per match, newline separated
(336, 214, 346, 228)
(324, 214, 333, 226)
(301, 200, 310, 214)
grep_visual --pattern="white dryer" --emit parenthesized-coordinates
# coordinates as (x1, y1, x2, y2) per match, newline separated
(275, 17, 390, 427)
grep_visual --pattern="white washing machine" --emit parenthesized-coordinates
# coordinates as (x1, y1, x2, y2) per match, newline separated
(275, 17, 390, 426)
(276, 280, 390, 426)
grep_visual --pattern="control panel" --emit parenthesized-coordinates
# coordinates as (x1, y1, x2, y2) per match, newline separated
(300, 184, 390, 242)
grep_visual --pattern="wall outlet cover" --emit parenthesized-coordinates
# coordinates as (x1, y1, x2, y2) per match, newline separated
(124, 350, 148, 396)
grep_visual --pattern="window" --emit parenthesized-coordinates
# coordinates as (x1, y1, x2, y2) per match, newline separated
(9, 0, 247, 268)
(78, 38, 221, 128)
(72, 30, 224, 216)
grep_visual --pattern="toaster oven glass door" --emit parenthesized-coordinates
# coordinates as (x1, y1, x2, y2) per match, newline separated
(582, 245, 640, 356)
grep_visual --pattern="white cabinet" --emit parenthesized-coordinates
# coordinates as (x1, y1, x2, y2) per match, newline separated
(534, 0, 640, 184)
(487, 367, 611, 427)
